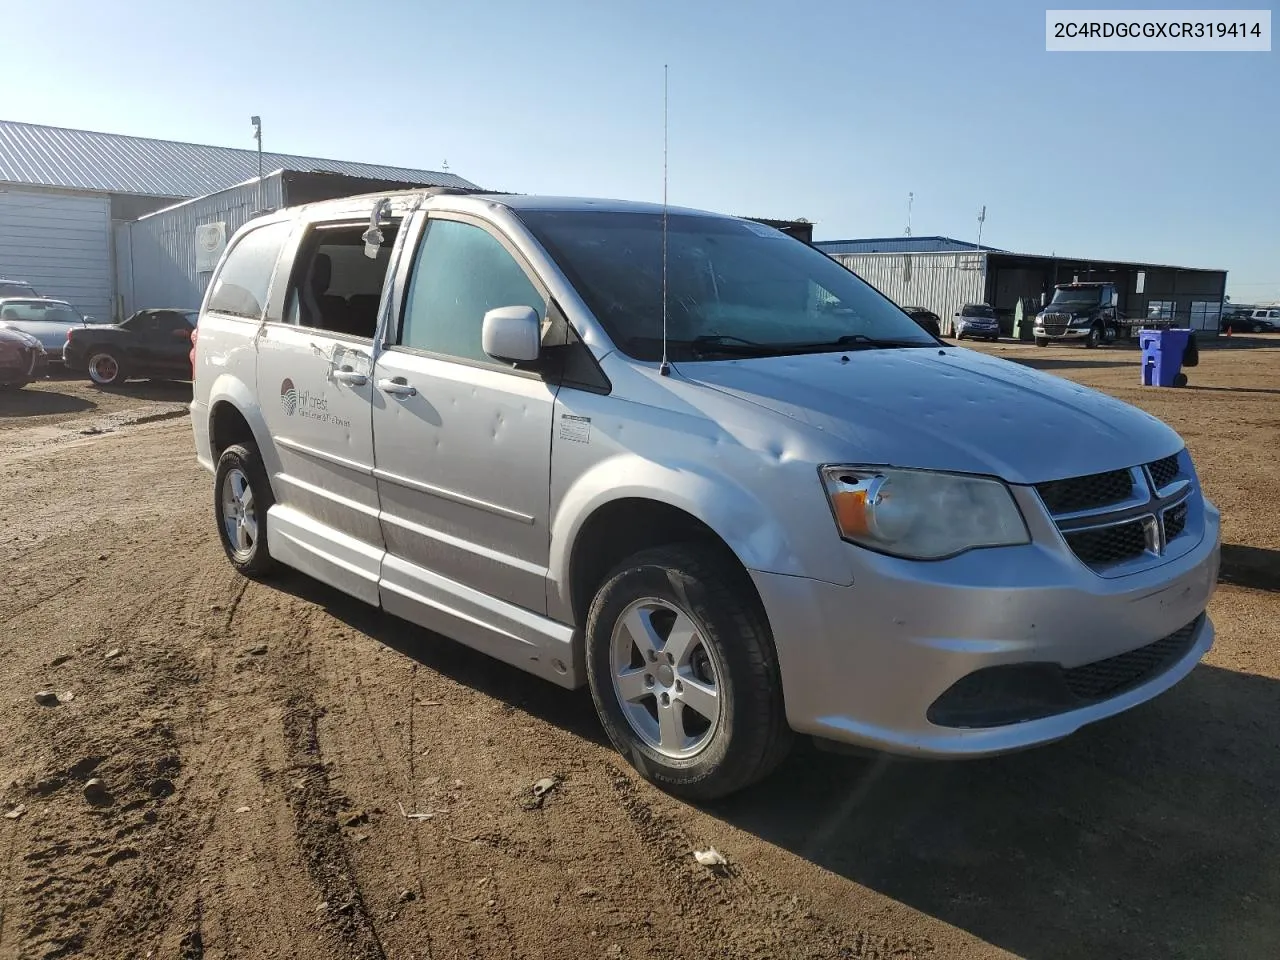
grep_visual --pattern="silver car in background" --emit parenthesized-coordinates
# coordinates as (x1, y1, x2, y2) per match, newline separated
(0, 297, 94, 369)
(191, 192, 1220, 799)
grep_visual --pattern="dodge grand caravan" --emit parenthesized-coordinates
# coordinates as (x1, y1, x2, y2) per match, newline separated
(191, 189, 1220, 799)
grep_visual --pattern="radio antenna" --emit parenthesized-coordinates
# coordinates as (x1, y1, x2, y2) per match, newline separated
(659, 63, 671, 376)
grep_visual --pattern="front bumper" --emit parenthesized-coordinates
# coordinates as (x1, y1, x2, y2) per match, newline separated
(753, 498, 1220, 758)
(1034, 326, 1091, 339)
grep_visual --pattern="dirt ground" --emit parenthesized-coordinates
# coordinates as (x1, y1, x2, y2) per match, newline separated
(1, 341, 1277, 960)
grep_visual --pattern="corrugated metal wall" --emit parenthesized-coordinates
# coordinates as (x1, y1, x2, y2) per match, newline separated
(124, 174, 284, 314)
(0, 186, 113, 320)
(837, 251, 987, 333)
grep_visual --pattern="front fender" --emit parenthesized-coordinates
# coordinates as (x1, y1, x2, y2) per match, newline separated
(547, 452, 849, 622)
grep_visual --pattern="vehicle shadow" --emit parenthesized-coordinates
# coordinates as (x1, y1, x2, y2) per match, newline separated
(269, 570, 608, 746)
(1219, 543, 1280, 592)
(267, 571, 1276, 959)
(1186, 385, 1280, 398)
(0, 388, 96, 418)
(709, 664, 1280, 960)
(97, 380, 193, 402)
(1006, 355, 1135, 372)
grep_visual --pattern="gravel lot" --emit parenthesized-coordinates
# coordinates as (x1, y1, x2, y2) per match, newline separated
(1, 340, 1277, 960)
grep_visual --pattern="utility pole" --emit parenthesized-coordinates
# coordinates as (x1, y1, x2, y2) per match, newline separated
(905, 192, 913, 237)
(976, 204, 986, 251)
(250, 116, 263, 212)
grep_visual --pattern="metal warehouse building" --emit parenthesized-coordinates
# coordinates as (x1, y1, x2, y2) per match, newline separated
(0, 120, 475, 321)
(814, 236, 1228, 337)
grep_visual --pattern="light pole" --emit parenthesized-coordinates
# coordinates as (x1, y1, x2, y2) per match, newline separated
(976, 204, 986, 251)
(250, 116, 263, 212)
(906, 192, 913, 237)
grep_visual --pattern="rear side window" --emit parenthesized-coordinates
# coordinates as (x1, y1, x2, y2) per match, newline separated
(282, 221, 400, 339)
(207, 222, 290, 319)
(399, 218, 545, 364)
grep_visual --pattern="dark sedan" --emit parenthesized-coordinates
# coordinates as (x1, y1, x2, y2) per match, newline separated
(64, 308, 198, 386)
(0, 326, 49, 389)
(901, 306, 942, 337)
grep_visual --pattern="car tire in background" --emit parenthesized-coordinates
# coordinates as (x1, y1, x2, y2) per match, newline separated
(87, 351, 126, 387)
(214, 443, 278, 578)
(584, 543, 792, 801)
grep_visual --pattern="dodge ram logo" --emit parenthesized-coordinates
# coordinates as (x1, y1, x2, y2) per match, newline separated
(280, 378, 298, 416)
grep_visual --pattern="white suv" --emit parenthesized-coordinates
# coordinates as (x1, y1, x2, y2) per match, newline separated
(192, 189, 1219, 798)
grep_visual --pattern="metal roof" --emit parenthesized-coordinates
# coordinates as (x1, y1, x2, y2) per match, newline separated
(0, 120, 477, 199)
(815, 236, 1007, 255)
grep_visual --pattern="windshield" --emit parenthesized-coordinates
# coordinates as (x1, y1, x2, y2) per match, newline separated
(1048, 288, 1104, 310)
(0, 300, 82, 323)
(960, 304, 995, 318)
(517, 211, 936, 361)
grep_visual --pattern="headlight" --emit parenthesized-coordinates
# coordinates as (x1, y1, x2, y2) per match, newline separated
(819, 466, 1029, 560)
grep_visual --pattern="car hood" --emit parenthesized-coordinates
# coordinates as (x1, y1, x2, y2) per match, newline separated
(675, 348, 1182, 484)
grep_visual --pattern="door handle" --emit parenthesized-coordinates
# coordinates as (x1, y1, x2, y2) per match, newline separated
(332, 367, 369, 386)
(377, 377, 417, 397)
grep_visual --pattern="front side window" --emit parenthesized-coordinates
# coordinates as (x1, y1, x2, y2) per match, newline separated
(207, 221, 290, 320)
(399, 218, 546, 363)
(516, 211, 935, 361)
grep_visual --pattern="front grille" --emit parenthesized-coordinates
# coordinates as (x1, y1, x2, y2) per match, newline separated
(1041, 454, 1197, 576)
(927, 616, 1203, 728)
(1036, 469, 1134, 515)
(1043, 323, 1068, 336)
(1064, 520, 1148, 568)
(1148, 453, 1181, 489)
(1062, 618, 1201, 701)
(1164, 501, 1189, 540)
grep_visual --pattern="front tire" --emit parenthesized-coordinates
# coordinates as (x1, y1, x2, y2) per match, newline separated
(87, 351, 126, 387)
(1035, 337, 1049, 347)
(214, 443, 277, 577)
(1085, 324, 1103, 348)
(585, 544, 792, 800)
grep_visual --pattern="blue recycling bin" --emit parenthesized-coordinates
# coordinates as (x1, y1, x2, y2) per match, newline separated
(1139, 328, 1192, 387)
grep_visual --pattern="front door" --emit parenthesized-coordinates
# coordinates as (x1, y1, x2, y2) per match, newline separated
(255, 218, 397, 605)
(371, 214, 564, 675)
(153, 310, 198, 374)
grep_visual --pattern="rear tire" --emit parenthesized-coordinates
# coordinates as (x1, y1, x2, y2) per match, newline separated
(87, 351, 126, 387)
(585, 543, 792, 800)
(214, 443, 277, 578)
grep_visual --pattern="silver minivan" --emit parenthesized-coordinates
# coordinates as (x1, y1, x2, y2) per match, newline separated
(191, 190, 1220, 798)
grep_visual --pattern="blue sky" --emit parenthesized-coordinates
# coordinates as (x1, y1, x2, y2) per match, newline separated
(7, 0, 1277, 301)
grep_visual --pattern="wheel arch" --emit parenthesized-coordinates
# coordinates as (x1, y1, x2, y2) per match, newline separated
(205, 373, 281, 481)
(551, 456, 814, 631)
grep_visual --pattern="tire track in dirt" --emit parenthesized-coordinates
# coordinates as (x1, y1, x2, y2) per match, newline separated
(281, 690, 388, 960)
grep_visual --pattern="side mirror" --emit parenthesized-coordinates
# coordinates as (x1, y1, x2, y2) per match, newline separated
(481, 306, 541, 363)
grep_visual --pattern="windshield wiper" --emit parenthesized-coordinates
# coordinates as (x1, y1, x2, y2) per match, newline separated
(686, 334, 781, 357)
(785, 334, 934, 352)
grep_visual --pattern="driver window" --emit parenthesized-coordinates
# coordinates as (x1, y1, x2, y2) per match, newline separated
(398, 219, 546, 364)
